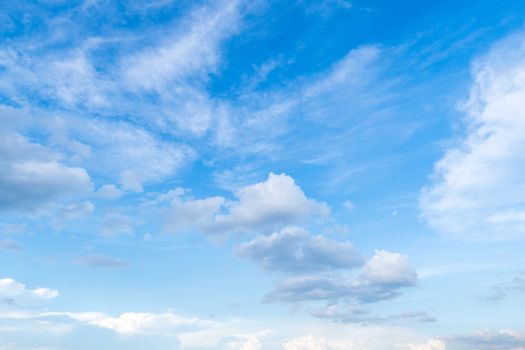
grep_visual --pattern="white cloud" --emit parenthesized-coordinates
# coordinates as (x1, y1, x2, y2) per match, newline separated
(162, 173, 329, 235)
(406, 338, 446, 350)
(82, 312, 212, 335)
(237, 226, 363, 272)
(95, 184, 124, 199)
(123, 0, 240, 93)
(0, 278, 59, 301)
(421, 32, 525, 239)
(359, 250, 418, 287)
(62, 117, 194, 193)
(215, 173, 329, 233)
(282, 335, 354, 350)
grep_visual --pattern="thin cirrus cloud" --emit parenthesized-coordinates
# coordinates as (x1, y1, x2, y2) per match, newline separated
(420, 31, 525, 240)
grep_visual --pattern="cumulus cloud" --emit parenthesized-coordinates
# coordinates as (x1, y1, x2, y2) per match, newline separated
(0, 278, 59, 302)
(406, 338, 446, 350)
(161, 173, 329, 235)
(282, 335, 355, 350)
(0, 130, 93, 212)
(265, 250, 417, 304)
(421, 32, 525, 239)
(78, 312, 212, 335)
(237, 226, 363, 272)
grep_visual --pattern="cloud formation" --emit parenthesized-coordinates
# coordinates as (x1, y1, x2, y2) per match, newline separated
(265, 250, 417, 304)
(421, 32, 525, 239)
(237, 226, 363, 272)
(0, 278, 59, 301)
(0, 130, 93, 212)
(161, 173, 329, 235)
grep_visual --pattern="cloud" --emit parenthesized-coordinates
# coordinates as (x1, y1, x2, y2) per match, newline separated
(77, 254, 128, 268)
(161, 173, 329, 235)
(62, 117, 194, 193)
(282, 335, 355, 350)
(123, 0, 240, 92)
(309, 304, 435, 324)
(236, 226, 363, 272)
(77, 312, 212, 335)
(406, 338, 446, 350)
(95, 184, 123, 199)
(420, 32, 525, 239)
(0, 278, 59, 301)
(213, 173, 329, 233)
(265, 250, 417, 304)
(450, 329, 525, 350)
(0, 239, 23, 251)
(0, 130, 93, 212)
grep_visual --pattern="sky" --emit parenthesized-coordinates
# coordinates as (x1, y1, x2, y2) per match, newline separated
(1, 0, 525, 349)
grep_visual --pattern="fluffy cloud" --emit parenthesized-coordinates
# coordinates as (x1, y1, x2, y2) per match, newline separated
(406, 338, 446, 350)
(0, 278, 59, 302)
(162, 173, 329, 235)
(237, 226, 363, 272)
(282, 335, 355, 350)
(265, 250, 417, 304)
(421, 32, 525, 239)
(0, 130, 93, 212)
(215, 173, 330, 232)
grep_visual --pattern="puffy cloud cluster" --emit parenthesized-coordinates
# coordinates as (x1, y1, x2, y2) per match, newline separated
(282, 335, 355, 350)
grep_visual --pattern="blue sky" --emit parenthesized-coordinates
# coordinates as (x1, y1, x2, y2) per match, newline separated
(1, 0, 525, 349)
